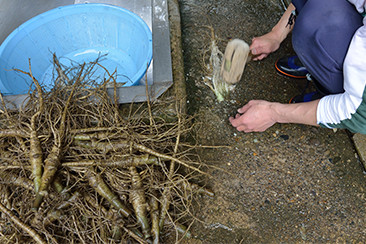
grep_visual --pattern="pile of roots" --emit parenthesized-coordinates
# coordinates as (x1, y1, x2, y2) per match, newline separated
(0, 55, 212, 243)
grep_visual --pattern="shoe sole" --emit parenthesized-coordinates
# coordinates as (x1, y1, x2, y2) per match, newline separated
(275, 59, 307, 79)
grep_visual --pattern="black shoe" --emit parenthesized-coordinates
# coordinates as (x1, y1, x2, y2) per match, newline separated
(289, 74, 328, 103)
(275, 55, 309, 79)
(289, 91, 324, 103)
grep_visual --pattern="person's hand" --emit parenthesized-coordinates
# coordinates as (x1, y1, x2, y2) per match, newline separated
(250, 31, 282, 61)
(249, 3, 295, 61)
(229, 100, 278, 132)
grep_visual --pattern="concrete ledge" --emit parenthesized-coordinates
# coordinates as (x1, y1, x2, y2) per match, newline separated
(168, 0, 187, 113)
(353, 133, 366, 169)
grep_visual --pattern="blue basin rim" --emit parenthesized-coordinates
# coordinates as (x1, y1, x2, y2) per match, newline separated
(0, 3, 153, 94)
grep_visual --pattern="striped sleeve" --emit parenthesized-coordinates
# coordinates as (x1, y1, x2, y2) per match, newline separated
(316, 15, 366, 133)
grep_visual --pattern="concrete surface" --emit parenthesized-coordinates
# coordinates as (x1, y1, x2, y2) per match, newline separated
(177, 0, 366, 243)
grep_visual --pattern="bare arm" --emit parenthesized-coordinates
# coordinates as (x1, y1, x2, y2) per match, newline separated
(270, 3, 296, 44)
(274, 100, 319, 125)
(250, 3, 296, 60)
(229, 99, 319, 133)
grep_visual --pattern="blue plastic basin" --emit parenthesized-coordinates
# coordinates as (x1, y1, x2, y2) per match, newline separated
(0, 3, 152, 95)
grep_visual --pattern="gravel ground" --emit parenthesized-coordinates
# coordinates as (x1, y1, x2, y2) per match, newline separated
(178, 0, 366, 242)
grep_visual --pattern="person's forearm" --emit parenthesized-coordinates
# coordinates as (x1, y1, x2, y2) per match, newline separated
(271, 3, 296, 43)
(272, 99, 320, 126)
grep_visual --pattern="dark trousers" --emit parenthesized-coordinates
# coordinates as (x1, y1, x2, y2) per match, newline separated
(291, 0, 363, 94)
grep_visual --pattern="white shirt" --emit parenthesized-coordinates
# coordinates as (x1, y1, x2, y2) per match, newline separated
(317, 0, 366, 133)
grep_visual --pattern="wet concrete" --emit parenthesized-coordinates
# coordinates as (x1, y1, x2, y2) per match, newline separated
(177, 0, 366, 243)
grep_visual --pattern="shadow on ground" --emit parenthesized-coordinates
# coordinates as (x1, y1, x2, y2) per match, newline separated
(178, 0, 366, 243)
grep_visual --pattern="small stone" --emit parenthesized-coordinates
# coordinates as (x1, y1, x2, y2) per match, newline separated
(332, 156, 342, 164)
(336, 170, 346, 177)
(280, 134, 289, 140)
(309, 138, 320, 146)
